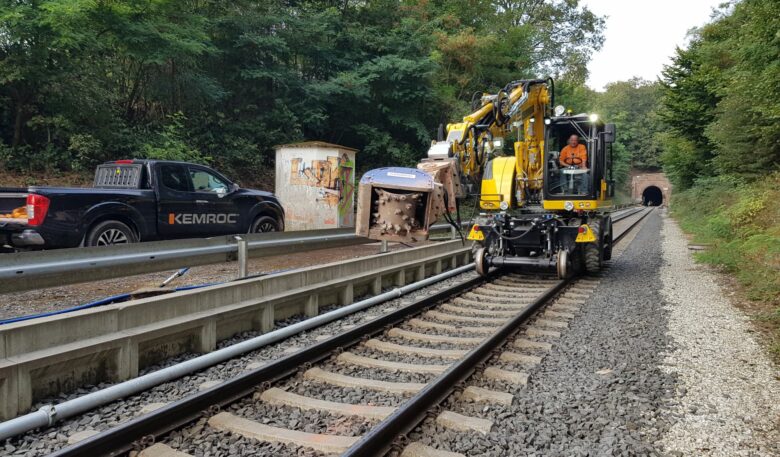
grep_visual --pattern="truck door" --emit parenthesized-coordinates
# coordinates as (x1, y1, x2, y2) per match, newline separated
(156, 163, 198, 237)
(185, 165, 241, 235)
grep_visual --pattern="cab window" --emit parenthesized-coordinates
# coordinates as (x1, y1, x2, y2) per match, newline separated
(189, 168, 229, 194)
(160, 164, 191, 192)
(547, 127, 591, 196)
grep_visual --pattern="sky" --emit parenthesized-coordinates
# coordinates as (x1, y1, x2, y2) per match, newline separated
(581, 0, 725, 91)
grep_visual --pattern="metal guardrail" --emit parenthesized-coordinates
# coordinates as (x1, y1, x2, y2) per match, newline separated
(0, 204, 639, 295)
(0, 223, 463, 294)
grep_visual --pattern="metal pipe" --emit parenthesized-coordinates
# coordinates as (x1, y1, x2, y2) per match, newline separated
(159, 268, 189, 287)
(0, 263, 475, 441)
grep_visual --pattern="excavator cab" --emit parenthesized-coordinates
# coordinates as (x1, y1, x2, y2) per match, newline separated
(542, 113, 616, 211)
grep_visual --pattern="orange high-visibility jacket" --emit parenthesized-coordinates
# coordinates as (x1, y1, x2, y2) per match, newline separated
(559, 144, 588, 168)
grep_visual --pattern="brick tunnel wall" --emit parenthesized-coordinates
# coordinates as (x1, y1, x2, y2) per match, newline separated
(631, 172, 672, 206)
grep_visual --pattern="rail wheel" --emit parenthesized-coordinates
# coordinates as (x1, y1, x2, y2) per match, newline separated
(474, 246, 489, 276)
(556, 248, 572, 279)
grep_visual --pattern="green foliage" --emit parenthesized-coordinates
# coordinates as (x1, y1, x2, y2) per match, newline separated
(597, 78, 664, 170)
(658, 133, 703, 189)
(0, 0, 606, 183)
(659, 0, 780, 189)
(141, 113, 210, 164)
(670, 172, 779, 314)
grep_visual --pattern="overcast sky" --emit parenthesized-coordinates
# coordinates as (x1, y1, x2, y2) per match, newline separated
(581, 0, 725, 91)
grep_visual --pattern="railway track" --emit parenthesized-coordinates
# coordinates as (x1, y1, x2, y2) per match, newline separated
(34, 207, 651, 457)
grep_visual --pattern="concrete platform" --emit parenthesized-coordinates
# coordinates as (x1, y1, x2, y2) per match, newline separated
(0, 241, 470, 420)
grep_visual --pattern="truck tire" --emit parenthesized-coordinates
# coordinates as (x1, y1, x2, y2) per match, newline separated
(86, 220, 138, 247)
(602, 217, 613, 261)
(249, 215, 280, 233)
(583, 219, 602, 274)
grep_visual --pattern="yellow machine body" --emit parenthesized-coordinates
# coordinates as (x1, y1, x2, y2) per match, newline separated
(479, 157, 516, 210)
(575, 224, 597, 243)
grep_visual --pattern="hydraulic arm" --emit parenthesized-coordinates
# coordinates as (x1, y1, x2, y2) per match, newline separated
(355, 78, 553, 241)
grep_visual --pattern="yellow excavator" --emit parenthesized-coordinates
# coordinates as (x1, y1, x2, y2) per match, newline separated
(355, 78, 617, 278)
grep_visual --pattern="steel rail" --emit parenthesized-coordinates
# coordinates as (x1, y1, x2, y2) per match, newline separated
(343, 206, 653, 456)
(49, 272, 488, 457)
(343, 279, 568, 457)
(44, 207, 650, 457)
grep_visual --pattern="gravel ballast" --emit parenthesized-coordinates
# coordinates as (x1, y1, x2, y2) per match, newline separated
(658, 213, 780, 456)
(415, 210, 677, 455)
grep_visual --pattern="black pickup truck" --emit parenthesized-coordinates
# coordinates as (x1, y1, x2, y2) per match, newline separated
(0, 160, 284, 249)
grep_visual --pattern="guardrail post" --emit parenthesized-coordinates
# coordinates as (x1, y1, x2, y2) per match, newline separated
(235, 236, 248, 278)
(380, 240, 388, 253)
(450, 225, 456, 240)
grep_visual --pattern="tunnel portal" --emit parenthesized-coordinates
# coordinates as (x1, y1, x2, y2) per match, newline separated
(642, 185, 663, 206)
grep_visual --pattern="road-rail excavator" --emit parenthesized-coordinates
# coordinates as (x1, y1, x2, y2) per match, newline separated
(355, 78, 616, 278)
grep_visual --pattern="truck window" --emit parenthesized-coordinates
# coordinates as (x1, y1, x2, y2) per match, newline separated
(160, 165, 190, 192)
(189, 168, 229, 193)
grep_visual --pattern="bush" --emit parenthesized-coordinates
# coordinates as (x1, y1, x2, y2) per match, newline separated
(141, 113, 211, 165)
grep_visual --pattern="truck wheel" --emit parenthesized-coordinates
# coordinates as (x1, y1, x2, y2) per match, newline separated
(602, 217, 613, 261)
(86, 220, 138, 247)
(249, 215, 279, 233)
(583, 219, 602, 274)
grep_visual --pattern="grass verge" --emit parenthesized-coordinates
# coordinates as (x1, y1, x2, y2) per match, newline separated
(670, 173, 780, 360)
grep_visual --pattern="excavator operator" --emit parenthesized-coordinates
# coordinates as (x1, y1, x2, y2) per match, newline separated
(558, 134, 589, 194)
(559, 135, 587, 168)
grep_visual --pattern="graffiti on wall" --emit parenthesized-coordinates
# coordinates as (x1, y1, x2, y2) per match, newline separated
(289, 153, 355, 225)
(337, 157, 355, 226)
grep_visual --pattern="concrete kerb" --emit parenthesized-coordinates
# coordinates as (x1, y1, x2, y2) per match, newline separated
(0, 241, 469, 420)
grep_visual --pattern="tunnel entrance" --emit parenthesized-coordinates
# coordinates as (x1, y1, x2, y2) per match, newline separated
(642, 185, 663, 206)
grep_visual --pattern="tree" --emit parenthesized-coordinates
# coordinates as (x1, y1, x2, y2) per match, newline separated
(704, 0, 780, 178)
(658, 38, 720, 188)
(0, 0, 608, 184)
(597, 78, 664, 171)
(658, 0, 780, 187)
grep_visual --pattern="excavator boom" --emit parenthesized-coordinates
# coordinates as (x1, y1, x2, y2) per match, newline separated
(356, 78, 552, 242)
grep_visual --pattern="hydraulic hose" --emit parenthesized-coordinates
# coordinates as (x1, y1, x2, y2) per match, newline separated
(0, 280, 217, 326)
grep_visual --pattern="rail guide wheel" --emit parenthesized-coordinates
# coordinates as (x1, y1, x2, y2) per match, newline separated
(556, 249, 572, 279)
(475, 246, 489, 276)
